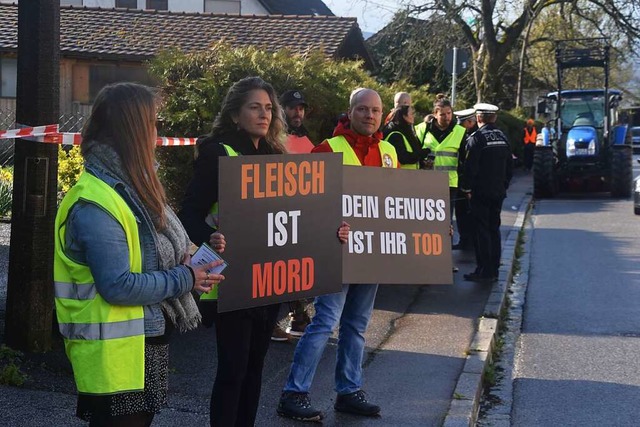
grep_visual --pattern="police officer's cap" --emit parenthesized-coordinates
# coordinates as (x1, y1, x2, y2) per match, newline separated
(473, 103, 499, 114)
(454, 108, 476, 122)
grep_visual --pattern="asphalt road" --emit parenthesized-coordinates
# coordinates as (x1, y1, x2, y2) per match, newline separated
(511, 158, 640, 425)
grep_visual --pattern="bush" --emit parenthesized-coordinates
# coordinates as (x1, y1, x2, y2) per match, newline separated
(0, 167, 12, 218)
(58, 146, 84, 200)
(149, 43, 432, 207)
(497, 112, 527, 161)
(0, 345, 26, 387)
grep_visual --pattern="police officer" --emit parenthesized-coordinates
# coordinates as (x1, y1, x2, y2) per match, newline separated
(460, 103, 513, 282)
(452, 108, 476, 250)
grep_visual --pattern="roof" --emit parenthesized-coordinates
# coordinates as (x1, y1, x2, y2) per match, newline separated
(257, 0, 334, 16)
(0, 4, 372, 67)
(546, 89, 622, 99)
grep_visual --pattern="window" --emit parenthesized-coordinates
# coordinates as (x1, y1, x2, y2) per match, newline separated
(116, 0, 138, 8)
(0, 58, 17, 98)
(61, 0, 83, 5)
(204, 0, 241, 14)
(88, 65, 155, 102)
(146, 0, 168, 10)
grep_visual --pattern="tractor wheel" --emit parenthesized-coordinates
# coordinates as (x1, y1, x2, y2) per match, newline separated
(533, 147, 556, 198)
(611, 145, 632, 198)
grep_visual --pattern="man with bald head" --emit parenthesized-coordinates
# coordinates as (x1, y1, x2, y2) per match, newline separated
(277, 88, 397, 422)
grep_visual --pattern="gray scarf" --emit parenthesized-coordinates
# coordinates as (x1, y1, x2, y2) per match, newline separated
(83, 140, 201, 333)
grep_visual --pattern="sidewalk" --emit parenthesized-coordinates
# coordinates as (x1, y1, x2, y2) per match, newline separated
(0, 171, 532, 427)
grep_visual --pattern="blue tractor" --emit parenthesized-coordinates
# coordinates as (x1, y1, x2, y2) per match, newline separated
(534, 38, 632, 198)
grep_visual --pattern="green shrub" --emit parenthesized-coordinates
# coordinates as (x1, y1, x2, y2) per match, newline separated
(497, 112, 526, 161)
(0, 345, 22, 363)
(0, 345, 26, 386)
(149, 43, 432, 207)
(0, 364, 27, 386)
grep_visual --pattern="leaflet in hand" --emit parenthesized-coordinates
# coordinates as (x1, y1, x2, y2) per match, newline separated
(191, 243, 228, 275)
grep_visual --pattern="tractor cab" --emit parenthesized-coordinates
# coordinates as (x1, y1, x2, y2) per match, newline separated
(533, 38, 631, 198)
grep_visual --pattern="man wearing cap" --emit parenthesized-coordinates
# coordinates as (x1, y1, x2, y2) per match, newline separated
(271, 90, 316, 343)
(280, 90, 314, 154)
(522, 118, 537, 171)
(452, 108, 477, 250)
(460, 103, 512, 282)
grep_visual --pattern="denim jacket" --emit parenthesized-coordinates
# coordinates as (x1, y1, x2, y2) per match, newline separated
(63, 165, 193, 337)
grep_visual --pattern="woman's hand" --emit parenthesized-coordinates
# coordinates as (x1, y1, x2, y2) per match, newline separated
(337, 221, 350, 244)
(188, 258, 226, 294)
(209, 232, 226, 253)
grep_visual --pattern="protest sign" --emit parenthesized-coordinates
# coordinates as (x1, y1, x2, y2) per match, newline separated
(217, 153, 343, 312)
(342, 166, 452, 285)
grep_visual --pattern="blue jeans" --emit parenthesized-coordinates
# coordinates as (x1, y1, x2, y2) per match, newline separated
(284, 283, 378, 395)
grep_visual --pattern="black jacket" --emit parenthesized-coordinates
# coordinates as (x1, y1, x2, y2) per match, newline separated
(383, 121, 430, 167)
(460, 124, 513, 200)
(178, 130, 279, 245)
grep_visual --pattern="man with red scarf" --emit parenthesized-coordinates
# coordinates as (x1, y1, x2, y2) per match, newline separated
(277, 88, 398, 422)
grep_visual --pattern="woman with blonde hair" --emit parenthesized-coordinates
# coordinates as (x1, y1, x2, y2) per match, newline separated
(179, 76, 286, 426)
(54, 82, 224, 426)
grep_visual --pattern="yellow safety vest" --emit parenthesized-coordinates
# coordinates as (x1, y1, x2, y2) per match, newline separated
(415, 122, 428, 146)
(327, 135, 398, 167)
(384, 131, 419, 170)
(201, 143, 238, 301)
(422, 125, 465, 187)
(54, 172, 144, 395)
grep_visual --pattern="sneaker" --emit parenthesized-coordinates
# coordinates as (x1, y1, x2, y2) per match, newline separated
(277, 391, 323, 422)
(334, 390, 380, 417)
(271, 325, 290, 342)
(287, 314, 311, 337)
(452, 266, 459, 273)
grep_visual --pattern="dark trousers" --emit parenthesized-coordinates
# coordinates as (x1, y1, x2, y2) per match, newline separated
(471, 195, 504, 277)
(454, 189, 473, 246)
(209, 303, 280, 427)
(523, 143, 534, 170)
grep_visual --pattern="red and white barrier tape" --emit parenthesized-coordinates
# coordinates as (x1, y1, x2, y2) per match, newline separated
(0, 124, 59, 139)
(1, 125, 198, 146)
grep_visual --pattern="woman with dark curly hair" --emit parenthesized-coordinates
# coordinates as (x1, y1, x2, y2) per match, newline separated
(179, 76, 286, 426)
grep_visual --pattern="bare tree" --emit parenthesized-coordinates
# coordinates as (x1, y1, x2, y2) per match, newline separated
(400, 0, 640, 102)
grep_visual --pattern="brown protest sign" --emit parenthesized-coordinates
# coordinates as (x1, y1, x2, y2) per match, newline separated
(342, 166, 453, 285)
(217, 153, 343, 312)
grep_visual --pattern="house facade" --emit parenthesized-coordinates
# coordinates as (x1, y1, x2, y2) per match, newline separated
(0, 2, 365, 131)
(4, 0, 335, 16)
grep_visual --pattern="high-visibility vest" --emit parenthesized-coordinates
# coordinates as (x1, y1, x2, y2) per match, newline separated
(384, 131, 419, 170)
(422, 124, 465, 187)
(415, 122, 428, 145)
(54, 172, 144, 395)
(524, 127, 537, 144)
(201, 143, 238, 301)
(326, 135, 398, 167)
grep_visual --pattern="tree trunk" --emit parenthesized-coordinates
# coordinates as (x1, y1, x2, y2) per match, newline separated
(4, 0, 60, 352)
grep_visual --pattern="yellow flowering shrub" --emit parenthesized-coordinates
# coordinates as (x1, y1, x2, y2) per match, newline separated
(58, 146, 84, 197)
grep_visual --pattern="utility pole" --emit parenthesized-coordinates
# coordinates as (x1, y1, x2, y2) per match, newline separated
(4, 1, 60, 352)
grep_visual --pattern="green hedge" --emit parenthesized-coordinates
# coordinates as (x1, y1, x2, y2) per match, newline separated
(148, 43, 434, 207)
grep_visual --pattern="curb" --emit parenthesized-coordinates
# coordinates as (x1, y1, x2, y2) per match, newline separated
(442, 194, 532, 427)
